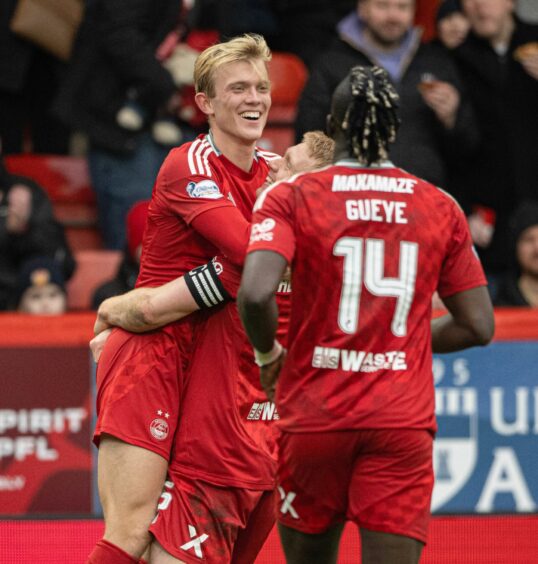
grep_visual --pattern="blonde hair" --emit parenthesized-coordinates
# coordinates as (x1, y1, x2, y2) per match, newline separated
(302, 131, 335, 167)
(194, 34, 272, 98)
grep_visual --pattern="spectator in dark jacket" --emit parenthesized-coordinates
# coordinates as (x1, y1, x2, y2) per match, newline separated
(294, 0, 479, 191)
(0, 140, 76, 310)
(451, 0, 538, 278)
(495, 201, 538, 307)
(53, 0, 189, 250)
(91, 200, 149, 309)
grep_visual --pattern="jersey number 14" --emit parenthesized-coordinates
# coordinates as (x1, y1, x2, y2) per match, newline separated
(333, 237, 418, 337)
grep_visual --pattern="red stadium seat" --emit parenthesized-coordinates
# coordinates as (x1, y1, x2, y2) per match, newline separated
(4, 154, 102, 250)
(260, 52, 308, 155)
(267, 52, 308, 118)
(66, 250, 122, 310)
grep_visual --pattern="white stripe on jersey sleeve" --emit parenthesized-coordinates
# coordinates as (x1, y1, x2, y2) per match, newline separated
(187, 139, 202, 175)
(188, 138, 215, 176)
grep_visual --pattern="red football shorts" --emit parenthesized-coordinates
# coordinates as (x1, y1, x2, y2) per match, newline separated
(276, 429, 434, 543)
(94, 326, 186, 460)
(149, 472, 276, 563)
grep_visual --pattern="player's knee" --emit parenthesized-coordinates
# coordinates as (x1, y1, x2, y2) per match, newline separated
(104, 519, 153, 551)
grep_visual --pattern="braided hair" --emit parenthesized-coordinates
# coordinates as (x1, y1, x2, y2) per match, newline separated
(333, 66, 400, 165)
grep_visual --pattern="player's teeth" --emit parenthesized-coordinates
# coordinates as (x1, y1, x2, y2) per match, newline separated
(241, 112, 260, 119)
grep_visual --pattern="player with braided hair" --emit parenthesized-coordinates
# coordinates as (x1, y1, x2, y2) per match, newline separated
(238, 65, 494, 563)
(341, 66, 399, 165)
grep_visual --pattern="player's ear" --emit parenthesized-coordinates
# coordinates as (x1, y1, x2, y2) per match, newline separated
(195, 92, 214, 117)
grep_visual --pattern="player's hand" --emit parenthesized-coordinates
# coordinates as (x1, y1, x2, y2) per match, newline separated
(260, 348, 286, 402)
(90, 328, 112, 363)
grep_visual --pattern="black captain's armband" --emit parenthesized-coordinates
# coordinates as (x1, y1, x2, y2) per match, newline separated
(184, 260, 232, 309)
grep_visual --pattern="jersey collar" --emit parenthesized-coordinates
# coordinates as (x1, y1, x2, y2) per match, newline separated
(335, 159, 394, 169)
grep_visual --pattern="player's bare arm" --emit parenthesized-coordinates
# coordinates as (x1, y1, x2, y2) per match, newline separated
(95, 277, 197, 335)
(95, 256, 234, 336)
(238, 249, 288, 399)
(431, 286, 494, 353)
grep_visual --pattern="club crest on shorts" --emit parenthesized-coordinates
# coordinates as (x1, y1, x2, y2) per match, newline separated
(150, 418, 169, 441)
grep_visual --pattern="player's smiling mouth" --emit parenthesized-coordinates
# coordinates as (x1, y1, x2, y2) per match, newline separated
(240, 111, 261, 121)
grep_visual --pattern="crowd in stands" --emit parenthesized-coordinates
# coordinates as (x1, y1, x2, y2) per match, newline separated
(0, 0, 537, 314)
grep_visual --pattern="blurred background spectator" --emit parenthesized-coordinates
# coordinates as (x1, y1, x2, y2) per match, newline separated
(91, 200, 149, 309)
(294, 0, 479, 192)
(0, 139, 75, 310)
(0, 0, 71, 154)
(52, 0, 197, 250)
(196, 0, 357, 69)
(436, 0, 470, 50)
(15, 256, 68, 314)
(495, 201, 538, 307)
(450, 0, 538, 291)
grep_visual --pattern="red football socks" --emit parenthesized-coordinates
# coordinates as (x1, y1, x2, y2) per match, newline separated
(86, 539, 140, 563)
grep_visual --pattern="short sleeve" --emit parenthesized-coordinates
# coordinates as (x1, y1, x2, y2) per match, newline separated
(152, 146, 234, 225)
(247, 182, 296, 264)
(437, 201, 487, 298)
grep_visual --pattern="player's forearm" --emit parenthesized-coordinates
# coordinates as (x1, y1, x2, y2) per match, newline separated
(432, 286, 495, 352)
(237, 251, 288, 353)
(98, 280, 198, 333)
(96, 290, 157, 333)
(238, 294, 279, 353)
(431, 313, 493, 353)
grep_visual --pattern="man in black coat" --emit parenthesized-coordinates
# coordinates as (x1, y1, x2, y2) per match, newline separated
(294, 0, 479, 191)
(53, 0, 187, 250)
(452, 0, 538, 279)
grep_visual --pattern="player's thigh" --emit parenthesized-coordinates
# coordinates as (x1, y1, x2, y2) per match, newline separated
(360, 528, 423, 564)
(231, 489, 276, 564)
(98, 434, 168, 524)
(278, 521, 344, 564)
(149, 474, 266, 563)
(349, 429, 434, 545)
(276, 431, 355, 534)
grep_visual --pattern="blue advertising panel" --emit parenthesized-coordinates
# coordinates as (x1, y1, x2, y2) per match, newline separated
(432, 342, 538, 514)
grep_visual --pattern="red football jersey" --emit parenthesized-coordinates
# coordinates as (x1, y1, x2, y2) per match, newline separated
(170, 304, 280, 490)
(247, 161, 487, 434)
(137, 134, 277, 287)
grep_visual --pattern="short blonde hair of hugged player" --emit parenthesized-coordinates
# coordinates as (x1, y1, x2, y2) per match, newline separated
(194, 34, 272, 98)
(302, 131, 335, 168)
